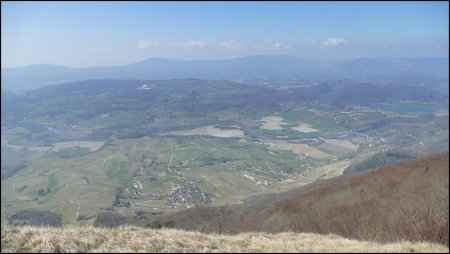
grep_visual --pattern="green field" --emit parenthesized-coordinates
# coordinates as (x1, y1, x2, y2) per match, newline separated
(47, 173, 57, 191)
(1, 134, 340, 226)
(2, 79, 447, 227)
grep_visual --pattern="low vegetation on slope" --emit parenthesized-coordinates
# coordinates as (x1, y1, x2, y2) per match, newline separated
(1, 226, 448, 253)
(343, 148, 416, 174)
(243, 152, 449, 244)
(148, 152, 449, 246)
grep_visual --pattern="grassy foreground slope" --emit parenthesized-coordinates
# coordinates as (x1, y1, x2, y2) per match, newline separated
(1, 226, 448, 253)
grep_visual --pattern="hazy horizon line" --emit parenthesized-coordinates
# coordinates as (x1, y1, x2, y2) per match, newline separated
(3, 54, 449, 69)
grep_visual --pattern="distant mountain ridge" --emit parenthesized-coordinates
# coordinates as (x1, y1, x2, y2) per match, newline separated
(2, 55, 449, 92)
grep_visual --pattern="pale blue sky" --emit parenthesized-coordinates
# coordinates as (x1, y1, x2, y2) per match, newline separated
(1, 1, 449, 67)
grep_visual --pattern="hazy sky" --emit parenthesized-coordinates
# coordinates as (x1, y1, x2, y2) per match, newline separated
(2, 1, 449, 67)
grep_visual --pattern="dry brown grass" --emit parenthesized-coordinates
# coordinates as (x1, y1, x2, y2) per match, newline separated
(1, 226, 448, 253)
(259, 116, 287, 130)
(241, 152, 449, 246)
(318, 139, 359, 154)
(263, 141, 330, 158)
(51, 141, 105, 152)
(291, 123, 319, 133)
(160, 125, 245, 138)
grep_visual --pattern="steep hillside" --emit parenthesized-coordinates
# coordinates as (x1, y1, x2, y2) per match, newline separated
(148, 152, 449, 246)
(343, 148, 417, 174)
(1, 226, 447, 253)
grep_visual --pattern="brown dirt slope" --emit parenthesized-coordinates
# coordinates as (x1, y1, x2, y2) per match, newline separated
(240, 152, 449, 245)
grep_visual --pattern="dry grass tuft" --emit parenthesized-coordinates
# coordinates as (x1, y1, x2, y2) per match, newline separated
(1, 226, 448, 253)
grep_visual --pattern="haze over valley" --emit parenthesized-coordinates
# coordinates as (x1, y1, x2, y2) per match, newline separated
(1, 1, 448, 253)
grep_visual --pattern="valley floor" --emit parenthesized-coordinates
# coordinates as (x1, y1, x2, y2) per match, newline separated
(1, 226, 448, 253)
